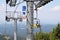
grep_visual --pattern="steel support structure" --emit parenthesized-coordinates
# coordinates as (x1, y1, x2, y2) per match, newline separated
(14, 19, 17, 40)
(26, 0, 34, 40)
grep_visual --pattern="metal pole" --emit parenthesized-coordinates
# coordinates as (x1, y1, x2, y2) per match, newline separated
(35, 5, 38, 19)
(14, 19, 17, 40)
(26, 1, 34, 40)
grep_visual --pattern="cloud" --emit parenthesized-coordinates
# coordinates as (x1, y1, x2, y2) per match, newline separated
(52, 5, 60, 11)
(0, 4, 6, 11)
(37, 5, 60, 24)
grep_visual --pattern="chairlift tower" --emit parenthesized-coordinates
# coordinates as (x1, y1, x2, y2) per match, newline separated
(24, 0, 34, 40)
(5, 0, 53, 40)
(24, 0, 40, 40)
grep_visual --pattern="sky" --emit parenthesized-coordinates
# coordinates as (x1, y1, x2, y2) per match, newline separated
(0, 0, 60, 24)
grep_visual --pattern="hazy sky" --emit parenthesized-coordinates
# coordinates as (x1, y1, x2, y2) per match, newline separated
(0, 0, 60, 24)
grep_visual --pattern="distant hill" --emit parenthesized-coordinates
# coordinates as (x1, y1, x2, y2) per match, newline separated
(0, 23, 56, 37)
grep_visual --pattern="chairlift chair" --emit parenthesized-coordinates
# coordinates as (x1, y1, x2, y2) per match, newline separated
(33, 18, 41, 28)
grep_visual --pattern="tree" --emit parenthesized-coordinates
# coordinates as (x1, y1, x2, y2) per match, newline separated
(43, 33, 50, 40)
(52, 23, 60, 39)
(35, 32, 43, 40)
(49, 32, 55, 40)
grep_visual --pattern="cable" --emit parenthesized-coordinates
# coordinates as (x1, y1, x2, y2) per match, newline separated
(6, 2, 7, 16)
(4, 2, 7, 35)
(4, 19, 7, 35)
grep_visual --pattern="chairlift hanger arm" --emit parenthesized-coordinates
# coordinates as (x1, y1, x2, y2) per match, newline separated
(14, 1, 24, 13)
(36, 0, 53, 8)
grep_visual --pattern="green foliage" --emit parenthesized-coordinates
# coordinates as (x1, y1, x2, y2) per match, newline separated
(53, 23, 60, 39)
(35, 32, 43, 40)
(43, 33, 50, 40)
(35, 32, 50, 40)
(0, 35, 6, 40)
(49, 32, 55, 40)
(35, 23, 60, 40)
(0, 23, 60, 40)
